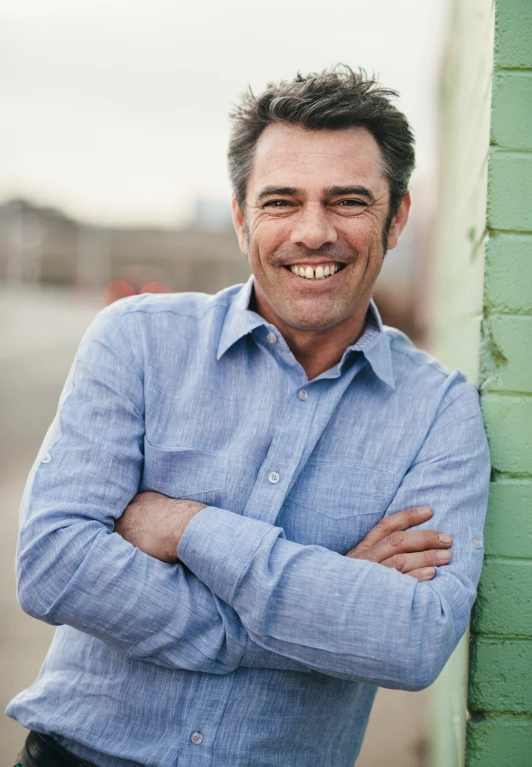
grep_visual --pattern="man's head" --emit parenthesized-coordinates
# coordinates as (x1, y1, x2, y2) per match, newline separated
(228, 66, 415, 339)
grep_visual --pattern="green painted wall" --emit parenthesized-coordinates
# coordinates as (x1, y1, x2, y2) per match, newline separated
(467, 0, 532, 764)
(431, 1, 532, 764)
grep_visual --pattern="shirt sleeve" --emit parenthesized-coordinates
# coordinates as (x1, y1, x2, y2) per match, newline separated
(15, 304, 309, 675)
(178, 380, 490, 690)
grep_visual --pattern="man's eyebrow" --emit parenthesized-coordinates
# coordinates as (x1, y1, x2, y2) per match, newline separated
(256, 186, 301, 202)
(325, 185, 376, 203)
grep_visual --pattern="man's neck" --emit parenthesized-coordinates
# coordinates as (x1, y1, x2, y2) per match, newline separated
(280, 320, 367, 380)
(251, 293, 370, 381)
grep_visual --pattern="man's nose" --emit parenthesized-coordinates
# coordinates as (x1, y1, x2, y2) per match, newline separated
(289, 203, 338, 249)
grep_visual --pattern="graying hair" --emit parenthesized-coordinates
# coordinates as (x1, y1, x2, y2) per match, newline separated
(228, 65, 415, 221)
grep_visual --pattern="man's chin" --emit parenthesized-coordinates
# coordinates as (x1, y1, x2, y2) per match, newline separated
(277, 307, 350, 333)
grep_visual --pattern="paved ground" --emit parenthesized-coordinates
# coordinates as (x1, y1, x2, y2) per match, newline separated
(0, 285, 429, 766)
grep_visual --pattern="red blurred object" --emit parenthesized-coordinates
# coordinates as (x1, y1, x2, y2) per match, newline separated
(103, 280, 136, 305)
(139, 282, 171, 294)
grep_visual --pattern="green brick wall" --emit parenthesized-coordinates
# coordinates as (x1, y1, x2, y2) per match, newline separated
(467, 1, 532, 764)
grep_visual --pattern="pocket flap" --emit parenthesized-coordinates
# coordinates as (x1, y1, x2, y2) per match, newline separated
(287, 461, 397, 519)
(143, 440, 228, 498)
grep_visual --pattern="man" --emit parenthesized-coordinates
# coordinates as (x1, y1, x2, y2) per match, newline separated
(9, 67, 489, 766)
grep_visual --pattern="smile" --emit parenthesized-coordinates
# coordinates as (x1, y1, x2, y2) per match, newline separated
(285, 263, 346, 280)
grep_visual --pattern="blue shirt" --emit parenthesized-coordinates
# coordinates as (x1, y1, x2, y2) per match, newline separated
(8, 278, 490, 767)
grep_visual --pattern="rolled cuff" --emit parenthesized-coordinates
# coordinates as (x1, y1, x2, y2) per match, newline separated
(178, 506, 281, 605)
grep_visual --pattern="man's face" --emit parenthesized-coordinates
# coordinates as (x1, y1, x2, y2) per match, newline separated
(232, 123, 410, 334)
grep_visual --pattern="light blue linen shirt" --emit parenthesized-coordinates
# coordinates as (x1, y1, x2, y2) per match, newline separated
(8, 278, 490, 767)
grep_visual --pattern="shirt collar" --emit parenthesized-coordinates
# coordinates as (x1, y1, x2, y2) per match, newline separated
(217, 276, 395, 388)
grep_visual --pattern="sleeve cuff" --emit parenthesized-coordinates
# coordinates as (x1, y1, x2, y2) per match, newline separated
(177, 506, 281, 605)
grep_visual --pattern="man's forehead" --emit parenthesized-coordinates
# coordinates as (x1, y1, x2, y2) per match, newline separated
(249, 123, 387, 192)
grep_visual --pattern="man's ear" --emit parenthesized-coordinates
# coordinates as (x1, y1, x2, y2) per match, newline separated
(386, 191, 411, 251)
(232, 198, 247, 254)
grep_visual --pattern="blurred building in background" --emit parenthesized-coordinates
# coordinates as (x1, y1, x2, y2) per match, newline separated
(0, 197, 248, 296)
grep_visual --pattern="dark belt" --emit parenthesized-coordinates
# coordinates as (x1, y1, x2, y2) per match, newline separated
(15, 731, 98, 767)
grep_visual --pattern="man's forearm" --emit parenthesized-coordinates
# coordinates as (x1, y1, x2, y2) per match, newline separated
(177, 506, 457, 689)
(18, 501, 311, 675)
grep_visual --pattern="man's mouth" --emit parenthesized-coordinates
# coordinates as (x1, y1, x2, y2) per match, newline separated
(284, 263, 346, 280)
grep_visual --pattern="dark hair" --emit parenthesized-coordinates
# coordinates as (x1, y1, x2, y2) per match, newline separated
(228, 65, 415, 219)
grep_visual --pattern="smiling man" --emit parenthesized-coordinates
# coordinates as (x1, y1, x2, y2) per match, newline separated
(9, 67, 489, 767)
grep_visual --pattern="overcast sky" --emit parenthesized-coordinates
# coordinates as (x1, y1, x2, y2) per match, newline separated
(1, 0, 448, 227)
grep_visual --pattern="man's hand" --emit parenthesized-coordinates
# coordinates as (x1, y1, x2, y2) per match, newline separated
(114, 492, 206, 563)
(346, 507, 452, 582)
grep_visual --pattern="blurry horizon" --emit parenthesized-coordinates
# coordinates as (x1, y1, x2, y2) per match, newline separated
(1, 0, 448, 229)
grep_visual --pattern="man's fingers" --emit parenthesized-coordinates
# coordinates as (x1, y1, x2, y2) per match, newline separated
(381, 548, 452, 573)
(406, 567, 436, 582)
(355, 529, 453, 563)
(356, 507, 433, 549)
(382, 529, 452, 558)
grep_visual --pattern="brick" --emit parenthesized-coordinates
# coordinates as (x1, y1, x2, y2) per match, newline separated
(481, 394, 532, 475)
(495, 0, 532, 68)
(482, 314, 532, 393)
(466, 715, 532, 767)
(472, 560, 532, 637)
(469, 637, 532, 713)
(484, 234, 532, 314)
(485, 481, 532, 558)
(491, 72, 532, 151)
(488, 152, 532, 232)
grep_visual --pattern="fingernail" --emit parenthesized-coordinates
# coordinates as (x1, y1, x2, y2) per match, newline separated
(416, 507, 432, 515)
(437, 549, 451, 561)
(439, 534, 453, 544)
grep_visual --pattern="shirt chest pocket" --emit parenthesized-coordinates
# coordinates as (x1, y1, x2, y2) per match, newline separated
(279, 462, 398, 553)
(141, 439, 228, 507)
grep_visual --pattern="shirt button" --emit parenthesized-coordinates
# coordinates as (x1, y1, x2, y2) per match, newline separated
(190, 732, 203, 745)
(473, 537, 483, 549)
(268, 471, 280, 484)
(267, 331, 277, 344)
(298, 389, 308, 401)
(40, 452, 51, 464)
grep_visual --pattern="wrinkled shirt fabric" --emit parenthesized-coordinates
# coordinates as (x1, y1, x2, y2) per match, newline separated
(7, 278, 490, 767)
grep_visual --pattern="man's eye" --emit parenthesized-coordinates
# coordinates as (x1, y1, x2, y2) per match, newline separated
(337, 199, 365, 207)
(264, 200, 292, 208)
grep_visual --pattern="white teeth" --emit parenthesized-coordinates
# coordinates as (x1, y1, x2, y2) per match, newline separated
(289, 264, 342, 279)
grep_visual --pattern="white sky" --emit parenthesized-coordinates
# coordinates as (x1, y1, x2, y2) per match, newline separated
(1, 0, 448, 227)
